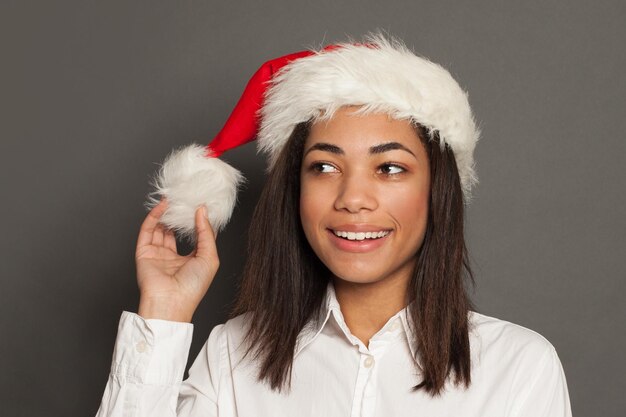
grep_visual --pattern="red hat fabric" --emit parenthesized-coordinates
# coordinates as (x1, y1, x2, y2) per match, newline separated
(206, 50, 316, 158)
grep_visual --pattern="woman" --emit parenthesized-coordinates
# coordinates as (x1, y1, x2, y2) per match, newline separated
(96, 33, 572, 416)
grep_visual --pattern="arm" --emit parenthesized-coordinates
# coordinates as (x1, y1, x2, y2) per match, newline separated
(95, 199, 222, 416)
(95, 311, 221, 417)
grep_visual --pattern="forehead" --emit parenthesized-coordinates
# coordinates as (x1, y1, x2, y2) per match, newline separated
(305, 106, 422, 153)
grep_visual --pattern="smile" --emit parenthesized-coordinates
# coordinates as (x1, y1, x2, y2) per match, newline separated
(332, 230, 391, 241)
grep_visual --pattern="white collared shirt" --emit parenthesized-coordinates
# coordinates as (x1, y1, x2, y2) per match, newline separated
(96, 281, 572, 417)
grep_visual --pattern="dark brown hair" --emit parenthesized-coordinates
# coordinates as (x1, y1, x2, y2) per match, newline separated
(229, 118, 475, 397)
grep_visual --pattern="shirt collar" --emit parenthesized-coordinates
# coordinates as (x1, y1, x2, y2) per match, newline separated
(295, 280, 419, 363)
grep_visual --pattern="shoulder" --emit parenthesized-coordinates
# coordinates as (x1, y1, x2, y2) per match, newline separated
(204, 312, 251, 343)
(469, 310, 556, 350)
(222, 312, 252, 338)
(205, 312, 254, 358)
(193, 312, 255, 380)
(468, 311, 557, 366)
(468, 312, 572, 415)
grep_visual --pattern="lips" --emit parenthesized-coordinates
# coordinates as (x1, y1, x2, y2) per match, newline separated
(326, 225, 392, 253)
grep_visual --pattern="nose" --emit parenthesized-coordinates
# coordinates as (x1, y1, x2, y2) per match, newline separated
(333, 171, 378, 213)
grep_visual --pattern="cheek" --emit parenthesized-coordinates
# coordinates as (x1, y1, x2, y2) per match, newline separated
(299, 179, 336, 223)
(299, 184, 323, 233)
(386, 181, 430, 228)
(405, 196, 429, 230)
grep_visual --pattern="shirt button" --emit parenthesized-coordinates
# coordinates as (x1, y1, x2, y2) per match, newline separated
(135, 340, 148, 353)
(390, 320, 401, 331)
(363, 356, 375, 368)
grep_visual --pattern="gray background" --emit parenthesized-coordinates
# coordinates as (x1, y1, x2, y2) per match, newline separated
(1, 1, 624, 416)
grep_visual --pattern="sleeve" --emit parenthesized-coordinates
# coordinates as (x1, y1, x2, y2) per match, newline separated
(510, 345, 573, 417)
(94, 311, 223, 417)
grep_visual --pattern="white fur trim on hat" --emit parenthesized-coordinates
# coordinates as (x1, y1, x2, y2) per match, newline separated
(257, 32, 480, 203)
(145, 144, 244, 242)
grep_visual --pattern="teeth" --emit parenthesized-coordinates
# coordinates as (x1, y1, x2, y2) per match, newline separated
(333, 230, 390, 241)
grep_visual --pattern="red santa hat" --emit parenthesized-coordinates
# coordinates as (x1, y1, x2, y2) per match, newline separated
(146, 32, 480, 242)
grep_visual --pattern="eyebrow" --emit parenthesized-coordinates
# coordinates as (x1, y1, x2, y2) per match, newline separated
(304, 142, 343, 156)
(303, 141, 416, 157)
(369, 142, 416, 157)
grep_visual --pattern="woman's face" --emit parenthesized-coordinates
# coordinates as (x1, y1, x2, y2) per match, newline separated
(300, 106, 431, 288)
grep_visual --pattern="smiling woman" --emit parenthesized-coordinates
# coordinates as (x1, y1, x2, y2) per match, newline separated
(232, 106, 474, 398)
(96, 32, 572, 417)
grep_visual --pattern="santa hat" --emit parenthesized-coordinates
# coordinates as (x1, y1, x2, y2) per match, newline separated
(146, 32, 480, 242)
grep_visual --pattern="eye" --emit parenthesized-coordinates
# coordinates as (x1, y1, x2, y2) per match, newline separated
(310, 162, 339, 173)
(378, 163, 406, 175)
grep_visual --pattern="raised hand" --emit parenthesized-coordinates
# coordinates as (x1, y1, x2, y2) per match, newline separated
(135, 198, 220, 322)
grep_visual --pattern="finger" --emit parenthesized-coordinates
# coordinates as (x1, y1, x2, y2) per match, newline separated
(137, 198, 168, 250)
(152, 223, 165, 247)
(194, 206, 218, 264)
(163, 228, 177, 253)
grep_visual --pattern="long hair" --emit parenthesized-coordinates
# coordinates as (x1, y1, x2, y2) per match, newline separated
(229, 119, 475, 397)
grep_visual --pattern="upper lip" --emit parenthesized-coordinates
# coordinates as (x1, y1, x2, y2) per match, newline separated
(328, 224, 393, 233)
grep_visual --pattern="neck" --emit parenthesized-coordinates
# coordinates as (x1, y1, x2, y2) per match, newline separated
(332, 272, 411, 348)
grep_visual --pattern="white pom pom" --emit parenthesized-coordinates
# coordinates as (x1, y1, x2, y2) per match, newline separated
(145, 144, 244, 243)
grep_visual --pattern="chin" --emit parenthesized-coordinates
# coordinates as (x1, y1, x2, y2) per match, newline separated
(328, 266, 389, 286)
(324, 255, 418, 288)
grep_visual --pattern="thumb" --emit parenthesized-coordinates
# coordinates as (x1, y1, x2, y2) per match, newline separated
(194, 205, 219, 265)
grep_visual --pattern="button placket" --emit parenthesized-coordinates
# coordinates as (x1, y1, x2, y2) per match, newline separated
(351, 352, 375, 417)
(359, 352, 382, 417)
